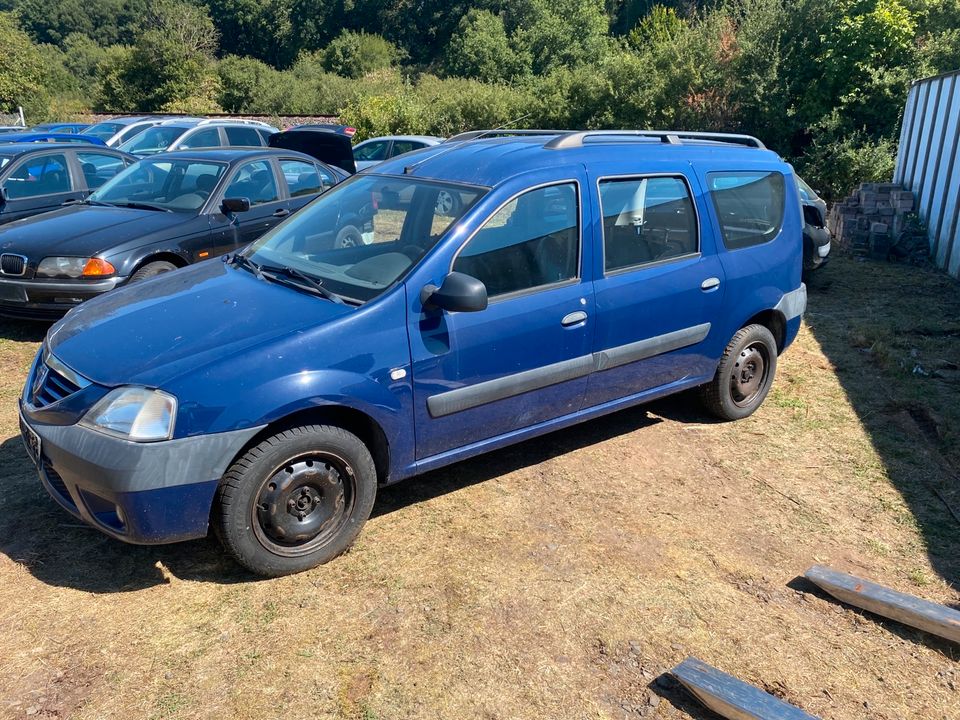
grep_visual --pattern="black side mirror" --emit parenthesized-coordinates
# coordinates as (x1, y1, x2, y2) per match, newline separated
(421, 272, 488, 313)
(0, 186, 7, 206)
(221, 197, 251, 213)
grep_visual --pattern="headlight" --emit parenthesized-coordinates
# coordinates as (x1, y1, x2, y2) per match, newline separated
(80, 387, 177, 442)
(36, 257, 116, 279)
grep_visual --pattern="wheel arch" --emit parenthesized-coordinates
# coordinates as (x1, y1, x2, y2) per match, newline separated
(742, 309, 787, 353)
(226, 404, 391, 487)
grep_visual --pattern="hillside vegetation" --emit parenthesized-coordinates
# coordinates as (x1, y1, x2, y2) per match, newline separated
(2, 0, 960, 198)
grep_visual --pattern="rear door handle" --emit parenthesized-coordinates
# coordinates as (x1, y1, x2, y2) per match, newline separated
(561, 310, 588, 327)
(701, 277, 721, 291)
(273, 209, 290, 218)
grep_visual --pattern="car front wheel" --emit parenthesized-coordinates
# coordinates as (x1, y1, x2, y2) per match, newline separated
(214, 425, 378, 577)
(701, 324, 778, 421)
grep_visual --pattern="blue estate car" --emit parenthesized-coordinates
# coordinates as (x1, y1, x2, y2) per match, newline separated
(19, 130, 807, 576)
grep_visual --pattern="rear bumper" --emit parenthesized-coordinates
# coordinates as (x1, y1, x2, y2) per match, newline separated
(0, 276, 124, 320)
(20, 403, 264, 544)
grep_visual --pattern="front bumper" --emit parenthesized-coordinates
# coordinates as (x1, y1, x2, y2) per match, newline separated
(0, 276, 124, 320)
(20, 402, 264, 544)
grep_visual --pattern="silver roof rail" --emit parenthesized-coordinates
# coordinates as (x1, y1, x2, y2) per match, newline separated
(444, 129, 571, 143)
(196, 118, 276, 129)
(544, 130, 766, 150)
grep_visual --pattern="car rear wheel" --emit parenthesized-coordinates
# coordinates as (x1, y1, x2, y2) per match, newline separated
(214, 425, 377, 577)
(129, 260, 178, 283)
(334, 225, 364, 248)
(700, 324, 778, 421)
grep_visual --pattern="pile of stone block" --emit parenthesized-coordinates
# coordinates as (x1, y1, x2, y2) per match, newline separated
(826, 182, 924, 260)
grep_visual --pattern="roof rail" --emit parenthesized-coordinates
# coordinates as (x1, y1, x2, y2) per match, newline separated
(544, 130, 766, 150)
(444, 129, 570, 143)
(196, 118, 275, 129)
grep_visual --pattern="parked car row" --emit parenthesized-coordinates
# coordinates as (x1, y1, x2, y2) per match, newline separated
(0, 125, 356, 318)
(18, 128, 812, 576)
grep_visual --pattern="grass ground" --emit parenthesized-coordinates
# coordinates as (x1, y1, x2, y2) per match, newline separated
(0, 256, 958, 719)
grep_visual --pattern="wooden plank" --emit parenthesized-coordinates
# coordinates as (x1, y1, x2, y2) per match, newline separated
(670, 657, 821, 720)
(805, 565, 960, 643)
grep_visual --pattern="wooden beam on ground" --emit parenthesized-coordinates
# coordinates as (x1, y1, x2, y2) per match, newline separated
(670, 657, 821, 720)
(805, 564, 960, 644)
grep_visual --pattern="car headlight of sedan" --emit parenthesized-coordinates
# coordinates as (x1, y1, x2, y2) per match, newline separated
(36, 257, 116, 279)
(80, 387, 177, 442)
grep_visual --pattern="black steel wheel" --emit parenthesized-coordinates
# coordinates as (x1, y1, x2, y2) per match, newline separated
(701, 324, 778, 421)
(214, 425, 377, 576)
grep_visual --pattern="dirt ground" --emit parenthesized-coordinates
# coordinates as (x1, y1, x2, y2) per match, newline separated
(0, 256, 958, 720)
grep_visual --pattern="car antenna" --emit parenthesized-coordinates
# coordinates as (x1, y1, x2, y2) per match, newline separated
(402, 113, 534, 175)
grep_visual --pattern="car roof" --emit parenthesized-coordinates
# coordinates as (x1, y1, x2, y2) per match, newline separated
(358, 135, 443, 144)
(0, 142, 107, 156)
(0, 136, 106, 147)
(156, 118, 277, 130)
(371, 132, 786, 187)
(138, 147, 322, 163)
(88, 116, 158, 127)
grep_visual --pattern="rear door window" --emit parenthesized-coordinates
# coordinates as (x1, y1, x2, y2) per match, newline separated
(223, 160, 279, 206)
(4, 153, 71, 198)
(280, 159, 323, 197)
(225, 126, 263, 147)
(355, 140, 389, 162)
(599, 176, 698, 272)
(77, 151, 128, 189)
(390, 140, 424, 157)
(707, 171, 786, 250)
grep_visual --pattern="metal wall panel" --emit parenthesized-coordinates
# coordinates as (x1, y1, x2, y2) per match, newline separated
(894, 69, 960, 279)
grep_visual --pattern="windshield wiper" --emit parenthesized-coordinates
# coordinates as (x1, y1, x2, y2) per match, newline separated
(229, 253, 264, 280)
(83, 199, 115, 207)
(260, 264, 345, 305)
(116, 201, 172, 213)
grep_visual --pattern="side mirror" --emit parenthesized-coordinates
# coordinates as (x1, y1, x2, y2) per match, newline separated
(221, 197, 251, 214)
(0, 186, 7, 206)
(421, 272, 488, 313)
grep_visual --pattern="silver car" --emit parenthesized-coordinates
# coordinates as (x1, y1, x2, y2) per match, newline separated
(353, 135, 442, 171)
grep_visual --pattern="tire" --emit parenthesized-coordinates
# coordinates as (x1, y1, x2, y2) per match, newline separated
(129, 260, 178, 283)
(213, 425, 377, 577)
(334, 225, 364, 249)
(434, 189, 461, 217)
(701, 324, 778, 421)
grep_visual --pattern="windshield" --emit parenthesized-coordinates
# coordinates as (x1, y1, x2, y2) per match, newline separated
(244, 174, 485, 303)
(82, 122, 124, 140)
(89, 158, 226, 212)
(120, 126, 187, 155)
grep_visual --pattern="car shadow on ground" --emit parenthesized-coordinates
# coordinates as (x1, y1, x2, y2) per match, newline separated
(803, 259, 960, 589)
(0, 318, 48, 343)
(0, 405, 662, 593)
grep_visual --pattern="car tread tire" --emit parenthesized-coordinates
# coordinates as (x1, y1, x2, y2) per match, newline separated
(701, 324, 778, 421)
(129, 260, 178, 283)
(214, 425, 377, 577)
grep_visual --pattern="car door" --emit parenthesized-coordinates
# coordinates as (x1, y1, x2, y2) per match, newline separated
(408, 171, 596, 461)
(0, 151, 82, 225)
(582, 167, 726, 409)
(209, 158, 290, 256)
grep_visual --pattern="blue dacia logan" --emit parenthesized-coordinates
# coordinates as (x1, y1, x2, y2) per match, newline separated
(19, 130, 807, 576)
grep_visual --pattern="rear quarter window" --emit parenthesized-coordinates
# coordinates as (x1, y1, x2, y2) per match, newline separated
(707, 171, 785, 250)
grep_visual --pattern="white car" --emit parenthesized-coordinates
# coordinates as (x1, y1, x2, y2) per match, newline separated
(119, 118, 279, 157)
(80, 116, 165, 147)
(353, 135, 442, 171)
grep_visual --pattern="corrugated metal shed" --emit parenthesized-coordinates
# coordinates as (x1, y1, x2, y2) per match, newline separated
(894, 69, 960, 278)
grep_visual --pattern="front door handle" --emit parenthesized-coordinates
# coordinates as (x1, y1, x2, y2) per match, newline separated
(273, 209, 290, 218)
(561, 310, 588, 327)
(701, 277, 721, 291)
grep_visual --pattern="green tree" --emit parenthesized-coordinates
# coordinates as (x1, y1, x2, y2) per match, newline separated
(16, 0, 147, 46)
(444, 10, 531, 82)
(322, 30, 403, 78)
(0, 12, 48, 115)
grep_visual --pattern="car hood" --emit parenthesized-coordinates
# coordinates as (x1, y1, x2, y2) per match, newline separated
(0, 205, 193, 260)
(47, 259, 354, 387)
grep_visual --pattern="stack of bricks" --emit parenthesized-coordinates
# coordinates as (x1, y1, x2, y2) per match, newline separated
(826, 182, 917, 258)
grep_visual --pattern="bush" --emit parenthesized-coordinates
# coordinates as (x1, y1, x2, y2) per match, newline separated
(796, 131, 897, 201)
(323, 31, 402, 79)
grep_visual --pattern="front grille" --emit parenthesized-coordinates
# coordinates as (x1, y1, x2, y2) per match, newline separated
(32, 366, 82, 407)
(30, 354, 90, 408)
(0, 253, 26, 276)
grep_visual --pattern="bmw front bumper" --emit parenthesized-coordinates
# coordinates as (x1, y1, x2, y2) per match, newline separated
(0, 276, 124, 320)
